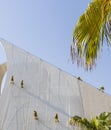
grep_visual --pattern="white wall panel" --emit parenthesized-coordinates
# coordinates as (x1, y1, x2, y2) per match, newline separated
(79, 81, 111, 118)
(0, 39, 84, 130)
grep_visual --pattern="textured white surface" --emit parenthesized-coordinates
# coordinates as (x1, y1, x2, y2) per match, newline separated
(0, 39, 111, 130)
(79, 81, 111, 118)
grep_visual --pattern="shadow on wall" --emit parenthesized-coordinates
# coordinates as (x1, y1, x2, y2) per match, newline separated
(0, 43, 7, 94)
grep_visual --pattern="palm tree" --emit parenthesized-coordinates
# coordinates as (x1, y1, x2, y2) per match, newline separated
(69, 112, 111, 130)
(71, 0, 111, 70)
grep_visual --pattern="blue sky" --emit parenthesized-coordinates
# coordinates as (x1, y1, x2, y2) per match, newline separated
(0, 0, 111, 94)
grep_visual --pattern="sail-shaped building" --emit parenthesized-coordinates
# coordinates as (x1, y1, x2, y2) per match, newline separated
(0, 39, 111, 130)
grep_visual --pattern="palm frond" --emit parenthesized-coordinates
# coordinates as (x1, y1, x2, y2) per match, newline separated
(69, 112, 111, 130)
(71, 0, 111, 70)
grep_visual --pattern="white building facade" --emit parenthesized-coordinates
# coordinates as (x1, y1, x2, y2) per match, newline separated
(0, 39, 111, 130)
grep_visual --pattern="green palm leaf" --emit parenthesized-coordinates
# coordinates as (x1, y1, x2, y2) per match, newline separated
(71, 0, 111, 70)
(69, 112, 111, 130)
